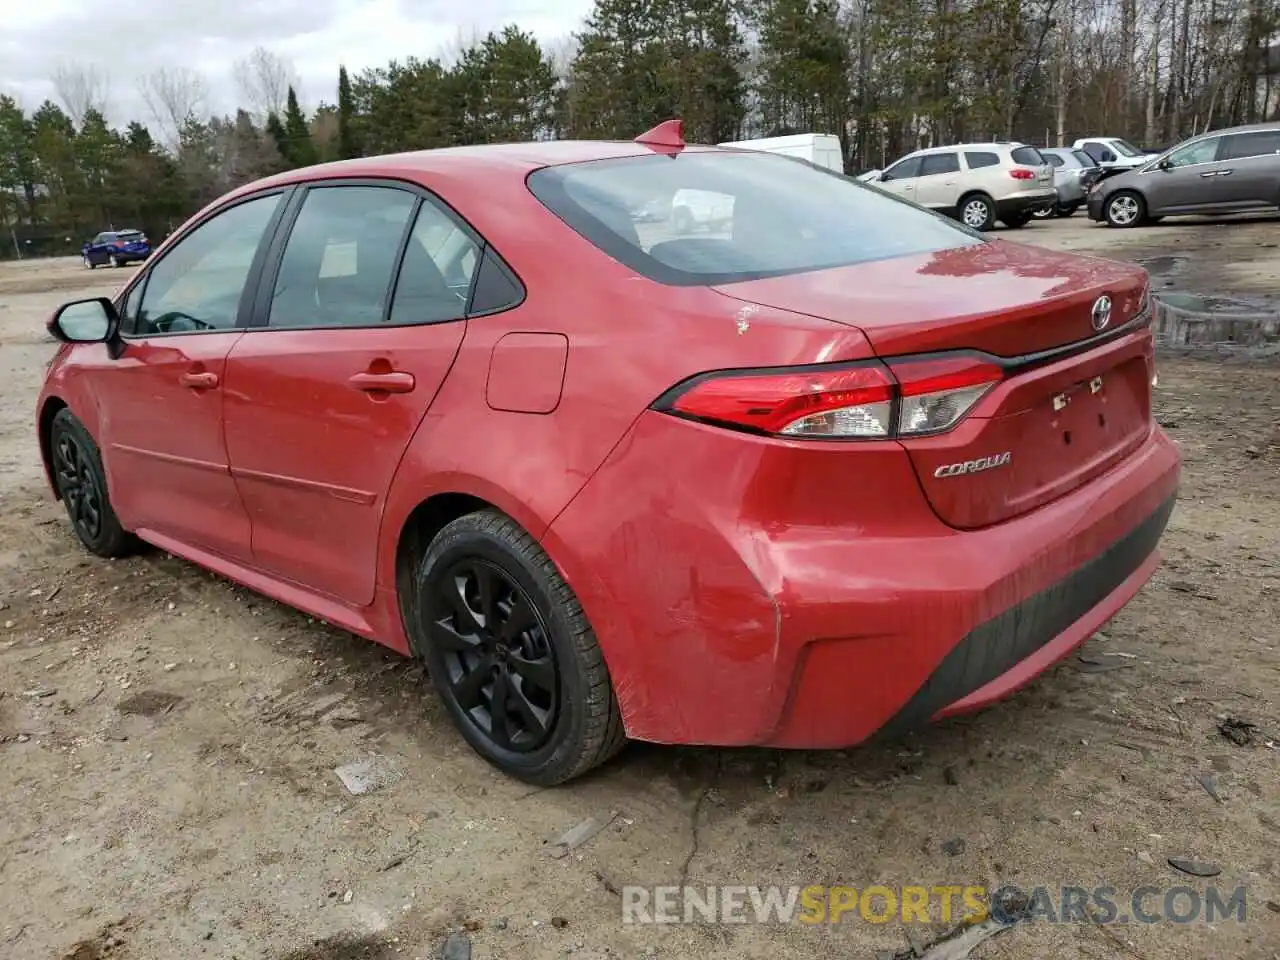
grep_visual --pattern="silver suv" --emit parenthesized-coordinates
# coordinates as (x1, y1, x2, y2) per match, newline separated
(859, 142, 1057, 231)
(1087, 122, 1280, 227)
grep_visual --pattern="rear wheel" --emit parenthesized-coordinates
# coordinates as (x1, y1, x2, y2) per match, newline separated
(49, 409, 137, 558)
(959, 194, 996, 232)
(411, 510, 626, 785)
(1001, 212, 1032, 228)
(82, 254, 95, 269)
(1031, 206, 1056, 220)
(1105, 191, 1146, 228)
(1058, 203, 1079, 218)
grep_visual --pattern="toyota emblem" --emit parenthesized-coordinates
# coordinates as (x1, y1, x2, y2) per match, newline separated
(1091, 295, 1112, 332)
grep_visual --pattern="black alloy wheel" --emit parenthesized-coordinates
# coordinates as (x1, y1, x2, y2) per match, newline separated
(413, 510, 626, 785)
(432, 558, 558, 753)
(48, 409, 136, 558)
(54, 427, 104, 543)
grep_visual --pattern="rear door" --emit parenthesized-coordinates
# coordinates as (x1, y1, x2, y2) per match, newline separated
(1212, 130, 1280, 208)
(222, 180, 491, 606)
(913, 152, 962, 212)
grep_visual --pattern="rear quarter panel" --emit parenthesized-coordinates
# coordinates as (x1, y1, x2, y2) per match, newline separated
(376, 169, 871, 592)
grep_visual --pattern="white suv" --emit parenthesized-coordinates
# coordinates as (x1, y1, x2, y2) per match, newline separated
(859, 142, 1057, 231)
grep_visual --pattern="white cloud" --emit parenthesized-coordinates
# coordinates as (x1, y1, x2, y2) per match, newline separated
(2, 0, 591, 126)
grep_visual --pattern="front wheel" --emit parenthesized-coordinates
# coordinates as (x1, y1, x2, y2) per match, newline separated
(1057, 203, 1079, 218)
(109, 254, 121, 268)
(1105, 191, 1146, 228)
(49, 409, 138, 558)
(82, 255, 95, 269)
(411, 510, 626, 785)
(1032, 206, 1056, 220)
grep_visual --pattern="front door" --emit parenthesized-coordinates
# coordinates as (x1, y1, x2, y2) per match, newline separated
(875, 156, 921, 204)
(223, 182, 482, 606)
(93, 191, 288, 561)
(1144, 136, 1225, 214)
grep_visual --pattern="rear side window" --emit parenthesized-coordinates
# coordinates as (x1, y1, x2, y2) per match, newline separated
(527, 151, 980, 287)
(1219, 130, 1280, 161)
(269, 186, 416, 329)
(919, 153, 960, 175)
(1072, 150, 1097, 167)
(387, 199, 481, 326)
(1010, 146, 1045, 165)
(964, 151, 999, 169)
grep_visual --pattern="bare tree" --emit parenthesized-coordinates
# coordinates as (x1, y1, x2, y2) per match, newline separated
(139, 66, 209, 149)
(52, 63, 109, 126)
(233, 46, 299, 122)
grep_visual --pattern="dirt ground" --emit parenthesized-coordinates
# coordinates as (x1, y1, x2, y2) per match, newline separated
(1, 214, 1278, 960)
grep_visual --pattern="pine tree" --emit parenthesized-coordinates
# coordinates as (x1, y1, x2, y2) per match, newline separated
(265, 111, 289, 165)
(282, 86, 319, 167)
(337, 66, 359, 159)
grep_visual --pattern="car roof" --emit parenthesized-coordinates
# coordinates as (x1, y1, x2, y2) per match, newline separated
(237, 140, 726, 196)
(907, 142, 1023, 157)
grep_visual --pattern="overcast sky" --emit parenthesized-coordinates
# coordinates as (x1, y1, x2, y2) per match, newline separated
(3, 0, 591, 126)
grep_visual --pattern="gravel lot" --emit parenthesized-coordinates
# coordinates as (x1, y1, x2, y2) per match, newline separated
(1, 213, 1278, 960)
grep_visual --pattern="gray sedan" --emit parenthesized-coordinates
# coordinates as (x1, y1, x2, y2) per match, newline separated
(1038, 148, 1103, 218)
(1087, 121, 1280, 227)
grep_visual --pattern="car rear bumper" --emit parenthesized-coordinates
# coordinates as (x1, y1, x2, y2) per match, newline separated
(545, 411, 1181, 748)
(997, 190, 1058, 218)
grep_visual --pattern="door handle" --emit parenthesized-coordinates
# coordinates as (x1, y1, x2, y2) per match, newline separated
(1216, 169, 1233, 176)
(179, 371, 219, 389)
(1199, 171, 1216, 177)
(348, 371, 415, 394)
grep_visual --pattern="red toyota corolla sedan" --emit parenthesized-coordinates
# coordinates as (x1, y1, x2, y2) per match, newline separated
(37, 122, 1180, 785)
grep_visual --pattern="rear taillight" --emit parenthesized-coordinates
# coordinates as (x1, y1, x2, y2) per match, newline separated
(656, 355, 1002, 440)
(889, 356, 1004, 436)
(1009, 168, 1035, 180)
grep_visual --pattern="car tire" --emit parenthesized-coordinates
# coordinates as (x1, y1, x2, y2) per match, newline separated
(109, 254, 121, 268)
(1032, 205, 1056, 220)
(1001, 213, 1032, 228)
(82, 255, 95, 269)
(1104, 191, 1146, 228)
(48, 409, 139, 558)
(410, 509, 626, 786)
(1058, 203, 1078, 218)
(958, 194, 996, 232)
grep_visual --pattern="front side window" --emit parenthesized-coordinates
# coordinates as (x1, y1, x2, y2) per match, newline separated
(527, 151, 980, 287)
(269, 186, 416, 329)
(919, 153, 960, 176)
(1044, 153, 1065, 168)
(1166, 137, 1221, 168)
(881, 156, 922, 181)
(134, 192, 281, 336)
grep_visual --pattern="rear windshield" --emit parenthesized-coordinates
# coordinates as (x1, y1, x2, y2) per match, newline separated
(116, 230, 144, 240)
(527, 151, 980, 286)
(1009, 146, 1046, 165)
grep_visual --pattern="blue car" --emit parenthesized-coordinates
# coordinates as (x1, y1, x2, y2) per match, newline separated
(81, 229, 151, 269)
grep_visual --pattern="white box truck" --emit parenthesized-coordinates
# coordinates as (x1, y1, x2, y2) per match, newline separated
(718, 133, 844, 173)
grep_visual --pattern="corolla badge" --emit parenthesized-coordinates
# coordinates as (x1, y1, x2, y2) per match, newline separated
(933, 451, 1012, 478)
(1091, 295, 1113, 332)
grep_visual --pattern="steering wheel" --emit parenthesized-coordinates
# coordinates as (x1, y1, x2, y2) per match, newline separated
(150, 311, 215, 334)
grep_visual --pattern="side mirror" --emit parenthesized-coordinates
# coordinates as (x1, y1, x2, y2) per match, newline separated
(1157, 157, 1173, 171)
(48, 297, 119, 344)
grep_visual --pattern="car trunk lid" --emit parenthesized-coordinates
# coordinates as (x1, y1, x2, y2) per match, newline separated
(712, 240, 1154, 528)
